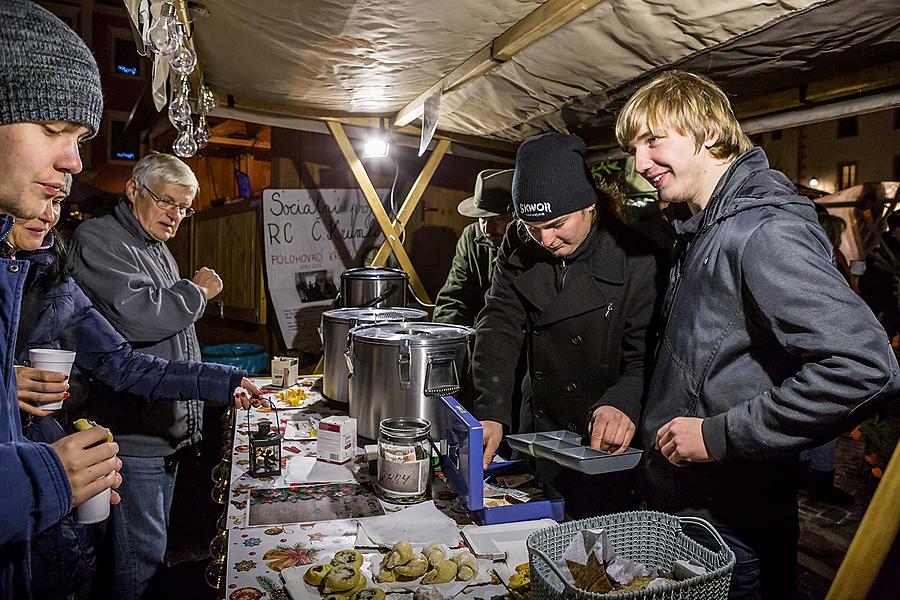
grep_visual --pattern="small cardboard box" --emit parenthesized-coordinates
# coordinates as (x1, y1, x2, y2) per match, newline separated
(271, 356, 298, 388)
(317, 416, 357, 464)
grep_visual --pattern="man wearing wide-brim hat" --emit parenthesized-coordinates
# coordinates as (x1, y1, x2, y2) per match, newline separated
(433, 169, 515, 325)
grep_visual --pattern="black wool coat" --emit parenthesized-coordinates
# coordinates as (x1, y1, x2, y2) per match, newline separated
(472, 218, 667, 436)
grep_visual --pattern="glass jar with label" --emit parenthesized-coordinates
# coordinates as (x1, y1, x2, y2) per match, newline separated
(376, 417, 432, 504)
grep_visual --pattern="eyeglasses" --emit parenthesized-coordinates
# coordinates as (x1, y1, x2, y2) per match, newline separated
(141, 183, 196, 217)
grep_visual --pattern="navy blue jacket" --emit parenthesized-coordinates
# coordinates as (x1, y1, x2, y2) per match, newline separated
(16, 245, 245, 597)
(643, 148, 899, 520)
(0, 217, 70, 600)
(17, 247, 245, 406)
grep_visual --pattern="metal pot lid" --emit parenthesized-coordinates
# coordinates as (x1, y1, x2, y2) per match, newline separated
(341, 267, 408, 281)
(322, 307, 427, 325)
(350, 322, 474, 345)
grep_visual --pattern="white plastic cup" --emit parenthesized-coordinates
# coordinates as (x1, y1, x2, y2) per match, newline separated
(76, 487, 111, 524)
(28, 349, 76, 411)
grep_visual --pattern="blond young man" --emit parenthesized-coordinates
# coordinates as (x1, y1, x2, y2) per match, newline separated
(616, 71, 898, 599)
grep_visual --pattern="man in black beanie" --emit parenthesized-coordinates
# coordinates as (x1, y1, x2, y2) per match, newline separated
(0, 2, 121, 599)
(472, 132, 667, 517)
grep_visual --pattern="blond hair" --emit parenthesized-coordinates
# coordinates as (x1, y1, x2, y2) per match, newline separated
(616, 71, 752, 160)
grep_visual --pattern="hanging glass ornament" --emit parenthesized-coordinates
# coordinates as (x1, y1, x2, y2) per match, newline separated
(195, 114, 210, 149)
(198, 85, 216, 114)
(168, 84, 191, 126)
(170, 23, 198, 76)
(148, 2, 179, 56)
(173, 121, 198, 158)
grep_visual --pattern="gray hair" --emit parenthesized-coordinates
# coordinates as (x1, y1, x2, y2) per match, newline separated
(129, 152, 199, 196)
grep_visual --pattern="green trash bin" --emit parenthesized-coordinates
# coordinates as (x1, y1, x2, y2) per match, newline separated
(201, 343, 269, 374)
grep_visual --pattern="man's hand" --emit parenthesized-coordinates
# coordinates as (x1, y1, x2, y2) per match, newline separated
(192, 267, 223, 300)
(16, 365, 68, 416)
(51, 427, 121, 507)
(655, 417, 712, 466)
(482, 420, 504, 470)
(589, 406, 635, 454)
(233, 378, 266, 409)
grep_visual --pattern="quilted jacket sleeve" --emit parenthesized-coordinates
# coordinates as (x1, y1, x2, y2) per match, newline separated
(60, 282, 244, 405)
(0, 441, 71, 544)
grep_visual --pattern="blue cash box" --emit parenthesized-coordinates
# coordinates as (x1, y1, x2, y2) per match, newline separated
(438, 396, 565, 525)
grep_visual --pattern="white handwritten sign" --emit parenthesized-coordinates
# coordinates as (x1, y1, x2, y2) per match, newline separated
(262, 189, 386, 350)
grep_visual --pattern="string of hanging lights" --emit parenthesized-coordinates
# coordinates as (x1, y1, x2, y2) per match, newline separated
(142, 0, 213, 158)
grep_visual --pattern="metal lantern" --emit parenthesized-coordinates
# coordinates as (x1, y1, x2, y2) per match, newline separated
(247, 408, 281, 478)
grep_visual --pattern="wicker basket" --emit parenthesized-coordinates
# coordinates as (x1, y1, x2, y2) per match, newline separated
(527, 511, 735, 600)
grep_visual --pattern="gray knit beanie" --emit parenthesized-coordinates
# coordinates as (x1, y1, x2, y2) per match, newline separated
(0, 0, 103, 137)
(513, 132, 598, 222)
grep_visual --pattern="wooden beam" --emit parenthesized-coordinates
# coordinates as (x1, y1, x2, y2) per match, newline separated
(394, 0, 603, 127)
(806, 59, 900, 103)
(372, 138, 452, 267)
(326, 121, 432, 304)
(207, 135, 271, 149)
(223, 94, 516, 152)
(826, 440, 900, 599)
(493, 0, 604, 60)
(395, 45, 496, 126)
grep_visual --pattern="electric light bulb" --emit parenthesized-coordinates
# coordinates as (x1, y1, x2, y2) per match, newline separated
(173, 122, 198, 158)
(195, 114, 210, 149)
(198, 86, 216, 113)
(168, 87, 191, 125)
(170, 23, 197, 76)
(148, 2, 179, 56)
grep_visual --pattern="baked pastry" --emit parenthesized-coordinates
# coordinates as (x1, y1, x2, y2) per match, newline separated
(394, 555, 428, 579)
(323, 565, 361, 593)
(452, 550, 478, 581)
(303, 563, 332, 586)
(422, 558, 458, 584)
(423, 544, 446, 566)
(384, 541, 414, 569)
(331, 549, 364, 569)
(375, 566, 396, 583)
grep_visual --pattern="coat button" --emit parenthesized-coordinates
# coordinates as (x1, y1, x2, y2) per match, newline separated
(571, 335, 582, 345)
(567, 422, 577, 432)
(535, 409, 544, 419)
(566, 383, 577, 393)
(7, 264, 19, 273)
(534, 371, 544, 381)
(534, 329, 543, 336)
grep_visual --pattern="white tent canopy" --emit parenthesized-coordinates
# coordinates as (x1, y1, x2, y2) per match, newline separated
(132, 0, 900, 147)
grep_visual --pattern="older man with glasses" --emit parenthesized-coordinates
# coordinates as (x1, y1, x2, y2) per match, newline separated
(67, 152, 224, 599)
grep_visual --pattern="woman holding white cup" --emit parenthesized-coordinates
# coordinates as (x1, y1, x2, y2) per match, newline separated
(5, 177, 264, 599)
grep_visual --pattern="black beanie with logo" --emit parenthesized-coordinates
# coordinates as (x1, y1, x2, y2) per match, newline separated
(512, 132, 598, 222)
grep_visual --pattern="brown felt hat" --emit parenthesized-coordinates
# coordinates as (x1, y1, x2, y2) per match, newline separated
(457, 169, 514, 218)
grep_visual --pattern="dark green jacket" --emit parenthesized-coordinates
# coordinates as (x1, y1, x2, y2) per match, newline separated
(433, 222, 498, 326)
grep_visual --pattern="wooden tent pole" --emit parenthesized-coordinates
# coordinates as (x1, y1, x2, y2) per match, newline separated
(371, 138, 451, 269)
(826, 437, 900, 599)
(326, 121, 431, 304)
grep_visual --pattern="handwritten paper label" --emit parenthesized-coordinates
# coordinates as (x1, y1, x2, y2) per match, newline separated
(377, 457, 428, 496)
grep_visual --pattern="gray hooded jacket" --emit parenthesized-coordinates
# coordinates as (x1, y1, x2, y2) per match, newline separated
(68, 200, 208, 456)
(643, 147, 898, 516)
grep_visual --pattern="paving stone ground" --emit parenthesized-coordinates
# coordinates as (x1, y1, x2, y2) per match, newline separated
(796, 402, 900, 599)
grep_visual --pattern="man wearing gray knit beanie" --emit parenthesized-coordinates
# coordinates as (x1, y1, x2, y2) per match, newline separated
(471, 131, 668, 518)
(0, 3, 119, 600)
(0, 0, 104, 220)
